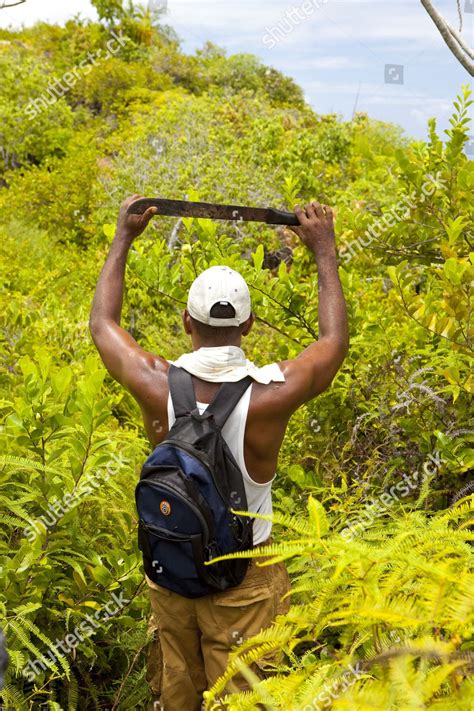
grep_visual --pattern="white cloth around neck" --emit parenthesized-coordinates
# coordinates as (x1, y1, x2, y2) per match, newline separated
(167, 346, 286, 384)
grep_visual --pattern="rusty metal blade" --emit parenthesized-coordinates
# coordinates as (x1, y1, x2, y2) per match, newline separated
(127, 198, 299, 226)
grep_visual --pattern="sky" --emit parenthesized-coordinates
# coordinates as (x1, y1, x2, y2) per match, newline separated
(1, 0, 472, 140)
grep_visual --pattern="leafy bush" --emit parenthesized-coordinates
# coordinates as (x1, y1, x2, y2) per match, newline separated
(0, 50, 74, 173)
(203, 495, 474, 709)
(0, 11, 472, 710)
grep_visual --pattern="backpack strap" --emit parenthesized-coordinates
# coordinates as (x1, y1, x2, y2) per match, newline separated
(167, 365, 253, 429)
(205, 376, 253, 430)
(167, 364, 199, 418)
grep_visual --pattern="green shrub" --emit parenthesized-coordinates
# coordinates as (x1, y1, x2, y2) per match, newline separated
(0, 12, 472, 709)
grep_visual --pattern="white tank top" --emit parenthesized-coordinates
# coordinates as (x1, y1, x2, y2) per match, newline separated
(166, 384, 274, 545)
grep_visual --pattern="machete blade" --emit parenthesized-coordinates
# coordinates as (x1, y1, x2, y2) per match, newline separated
(127, 197, 299, 226)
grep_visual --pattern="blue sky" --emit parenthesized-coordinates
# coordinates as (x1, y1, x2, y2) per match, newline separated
(1, 0, 472, 139)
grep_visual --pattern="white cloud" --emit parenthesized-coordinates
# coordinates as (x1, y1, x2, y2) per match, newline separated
(0, 0, 466, 139)
(0, 0, 96, 27)
(167, 0, 449, 46)
(303, 79, 384, 97)
(285, 56, 367, 69)
(365, 94, 453, 110)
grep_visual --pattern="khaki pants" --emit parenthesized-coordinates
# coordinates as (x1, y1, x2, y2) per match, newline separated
(146, 541, 291, 711)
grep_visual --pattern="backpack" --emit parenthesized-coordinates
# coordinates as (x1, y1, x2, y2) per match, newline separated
(135, 364, 254, 598)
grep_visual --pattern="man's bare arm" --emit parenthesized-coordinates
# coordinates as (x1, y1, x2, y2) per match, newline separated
(89, 195, 166, 396)
(277, 201, 349, 410)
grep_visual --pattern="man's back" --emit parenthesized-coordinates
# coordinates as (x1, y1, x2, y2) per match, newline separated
(89, 197, 348, 464)
(137, 362, 305, 484)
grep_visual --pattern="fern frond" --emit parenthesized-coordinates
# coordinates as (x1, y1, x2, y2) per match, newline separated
(206, 538, 325, 566)
(67, 671, 79, 711)
(0, 681, 30, 711)
(422, 661, 468, 701)
(3, 649, 26, 674)
(438, 497, 473, 523)
(0, 495, 34, 524)
(0, 513, 27, 528)
(0, 455, 63, 476)
(10, 616, 70, 678)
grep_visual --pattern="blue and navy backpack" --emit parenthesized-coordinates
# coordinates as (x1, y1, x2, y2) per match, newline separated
(135, 364, 254, 598)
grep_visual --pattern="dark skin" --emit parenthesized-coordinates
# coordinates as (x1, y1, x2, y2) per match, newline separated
(89, 195, 349, 484)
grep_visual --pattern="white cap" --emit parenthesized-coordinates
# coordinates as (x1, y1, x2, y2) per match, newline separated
(187, 265, 251, 327)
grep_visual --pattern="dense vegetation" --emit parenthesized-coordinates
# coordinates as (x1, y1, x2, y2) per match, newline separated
(0, 3, 472, 709)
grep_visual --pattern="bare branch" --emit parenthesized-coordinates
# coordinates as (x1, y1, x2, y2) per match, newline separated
(420, 0, 474, 75)
(447, 23, 474, 61)
(0, 0, 27, 8)
(456, 0, 463, 33)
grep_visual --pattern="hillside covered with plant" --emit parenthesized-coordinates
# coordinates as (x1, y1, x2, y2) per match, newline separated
(0, 2, 472, 709)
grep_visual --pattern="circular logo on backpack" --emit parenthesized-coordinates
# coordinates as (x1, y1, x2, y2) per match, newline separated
(160, 500, 171, 516)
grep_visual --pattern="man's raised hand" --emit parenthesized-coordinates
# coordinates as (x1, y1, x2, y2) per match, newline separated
(291, 201, 336, 258)
(116, 194, 158, 242)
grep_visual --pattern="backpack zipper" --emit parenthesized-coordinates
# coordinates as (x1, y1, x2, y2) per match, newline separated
(137, 478, 211, 546)
(158, 439, 239, 509)
(140, 521, 192, 542)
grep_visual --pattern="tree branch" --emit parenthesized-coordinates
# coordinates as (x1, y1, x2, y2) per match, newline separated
(456, 0, 463, 33)
(447, 23, 474, 61)
(420, 0, 474, 75)
(0, 0, 27, 8)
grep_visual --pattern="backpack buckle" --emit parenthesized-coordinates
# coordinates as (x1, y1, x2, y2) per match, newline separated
(190, 409, 213, 423)
(205, 542, 220, 562)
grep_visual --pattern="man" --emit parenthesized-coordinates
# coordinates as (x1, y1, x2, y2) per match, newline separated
(89, 195, 348, 710)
